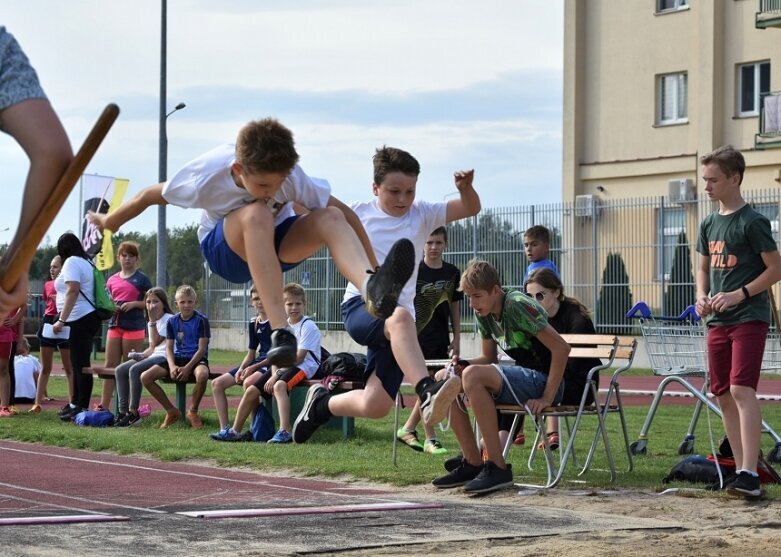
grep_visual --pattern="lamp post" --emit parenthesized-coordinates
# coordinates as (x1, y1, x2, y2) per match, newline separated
(156, 0, 186, 289)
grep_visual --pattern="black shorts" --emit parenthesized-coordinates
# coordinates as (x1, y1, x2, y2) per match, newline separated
(37, 314, 70, 349)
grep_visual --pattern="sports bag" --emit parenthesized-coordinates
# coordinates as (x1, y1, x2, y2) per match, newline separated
(73, 409, 115, 427)
(79, 261, 115, 321)
(318, 352, 367, 390)
(250, 404, 275, 442)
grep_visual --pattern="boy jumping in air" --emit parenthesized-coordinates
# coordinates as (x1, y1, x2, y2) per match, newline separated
(292, 146, 481, 444)
(89, 118, 413, 368)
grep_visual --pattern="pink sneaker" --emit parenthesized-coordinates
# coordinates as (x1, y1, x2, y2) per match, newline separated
(0, 406, 12, 418)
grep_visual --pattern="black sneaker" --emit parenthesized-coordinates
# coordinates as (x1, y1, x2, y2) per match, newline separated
(58, 404, 75, 417)
(421, 376, 462, 426)
(444, 454, 466, 472)
(267, 327, 298, 367)
(365, 238, 416, 319)
(115, 412, 141, 428)
(726, 471, 761, 498)
(59, 406, 82, 422)
(114, 412, 127, 426)
(292, 383, 329, 444)
(463, 461, 514, 494)
(432, 460, 483, 488)
(704, 472, 737, 491)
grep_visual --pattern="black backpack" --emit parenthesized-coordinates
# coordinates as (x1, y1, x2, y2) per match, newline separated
(317, 352, 367, 389)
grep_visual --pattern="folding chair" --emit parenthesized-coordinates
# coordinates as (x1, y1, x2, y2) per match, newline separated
(580, 335, 638, 474)
(495, 334, 619, 489)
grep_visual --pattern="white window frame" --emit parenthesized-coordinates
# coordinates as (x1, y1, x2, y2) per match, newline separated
(656, 207, 686, 281)
(656, 0, 689, 13)
(657, 72, 688, 125)
(737, 61, 771, 117)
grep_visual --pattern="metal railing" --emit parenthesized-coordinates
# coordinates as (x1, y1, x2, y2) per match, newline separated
(200, 189, 781, 336)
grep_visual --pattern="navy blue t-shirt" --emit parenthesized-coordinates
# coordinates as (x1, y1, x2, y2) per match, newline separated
(247, 317, 271, 361)
(166, 310, 210, 359)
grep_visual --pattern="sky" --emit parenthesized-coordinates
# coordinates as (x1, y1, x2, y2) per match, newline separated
(1, 0, 564, 247)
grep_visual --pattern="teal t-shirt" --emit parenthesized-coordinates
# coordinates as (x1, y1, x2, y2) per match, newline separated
(475, 289, 550, 372)
(696, 204, 777, 325)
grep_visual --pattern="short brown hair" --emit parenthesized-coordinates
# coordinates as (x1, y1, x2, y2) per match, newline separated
(459, 259, 501, 293)
(236, 118, 300, 174)
(373, 146, 421, 185)
(430, 226, 448, 243)
(283, 282, 306, 304)
(117, 241, 140, 259)
(524, 225, 550, 244)
(700, 145, 745, 185)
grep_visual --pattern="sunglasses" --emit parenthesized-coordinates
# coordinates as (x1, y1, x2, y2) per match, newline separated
(527, 291, 546, 302)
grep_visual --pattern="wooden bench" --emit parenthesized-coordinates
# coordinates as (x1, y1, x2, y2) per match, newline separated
(85, 366, 363, 439)
(85, 366, 229, 415)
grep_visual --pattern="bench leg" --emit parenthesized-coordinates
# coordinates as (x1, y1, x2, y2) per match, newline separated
(176, 384, 187, 415)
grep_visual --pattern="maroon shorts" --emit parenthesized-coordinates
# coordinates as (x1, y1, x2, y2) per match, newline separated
(707, 321, 768, 396)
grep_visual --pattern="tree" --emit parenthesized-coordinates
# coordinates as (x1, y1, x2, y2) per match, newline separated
(167, 224, 203, 291)
(663, 230, 695, 317)
(596, 252, 633, 334)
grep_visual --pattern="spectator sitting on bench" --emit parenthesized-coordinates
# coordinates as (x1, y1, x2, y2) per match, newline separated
(212, 282, 322, 443)
(114, 287, 175, 427)
(141, 284, 210, 429)
(210, 284, 271, 437)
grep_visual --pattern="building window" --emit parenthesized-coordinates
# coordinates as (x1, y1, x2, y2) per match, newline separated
(738, 61, 771, 116)
(753, 203, 780, 244)
(657, 72, 688, 125)
(656, 0, 689, 13)
(656, 207, 686, 280)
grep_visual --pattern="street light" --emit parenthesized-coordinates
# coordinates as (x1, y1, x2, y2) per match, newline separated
(156, 0, 186, 289)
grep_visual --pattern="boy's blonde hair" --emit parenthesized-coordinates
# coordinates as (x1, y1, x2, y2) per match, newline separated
(18, 337, 30, 353)
(236, 118, 300, 174)
(283, 282, 306, 304)
(175, 284, 197, 300)
(459, 259, 502, 292)
(700, 144, 745, 185)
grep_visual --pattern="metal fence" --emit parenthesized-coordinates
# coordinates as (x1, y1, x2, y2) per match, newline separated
(199, 189, 781, 335)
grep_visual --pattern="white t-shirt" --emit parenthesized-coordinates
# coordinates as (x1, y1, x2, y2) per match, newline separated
(55, 256, 96, 322)
(289, 316, 322, 379)
(161, 144, 332, 242)
(343, 199, 447, 317)
(149, 312, 174, 356)
(14, 354, 40, 399)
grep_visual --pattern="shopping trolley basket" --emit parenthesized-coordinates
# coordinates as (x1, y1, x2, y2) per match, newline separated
(626, 301, 781, 463)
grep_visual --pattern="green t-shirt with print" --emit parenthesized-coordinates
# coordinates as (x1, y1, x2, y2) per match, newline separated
(696, 204, 777, 326)
(475, 289, 550, 373)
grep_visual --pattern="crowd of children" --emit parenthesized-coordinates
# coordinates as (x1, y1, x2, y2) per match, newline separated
(2, 58, 772, 501)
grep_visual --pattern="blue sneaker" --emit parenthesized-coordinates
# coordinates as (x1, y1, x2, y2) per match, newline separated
(267, 429, 292, 444)
(210, 427, 242, 442)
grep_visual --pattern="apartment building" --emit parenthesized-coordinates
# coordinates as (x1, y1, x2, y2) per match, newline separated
(562, 0, 781, 306)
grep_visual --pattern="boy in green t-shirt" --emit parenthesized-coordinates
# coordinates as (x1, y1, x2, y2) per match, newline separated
(695, 145, 781, 498)
(431, 259, 570, 494)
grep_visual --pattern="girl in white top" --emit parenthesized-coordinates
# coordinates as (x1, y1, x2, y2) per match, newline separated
(13, 338, 40, 402)
(52, 232, 102, 417)
(114, 287, 175, 427)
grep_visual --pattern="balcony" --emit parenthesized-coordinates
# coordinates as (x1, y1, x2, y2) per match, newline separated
(755, 91, 781, 149)
(756, 0, 781, 28)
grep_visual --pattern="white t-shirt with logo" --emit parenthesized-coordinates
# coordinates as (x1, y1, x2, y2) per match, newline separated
(343, 199, 447, 318)
(55, 256, 96, 322)
(162, 144, 332, 242)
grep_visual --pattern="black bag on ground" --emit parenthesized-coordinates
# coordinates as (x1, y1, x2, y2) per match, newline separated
(662, 455, 720, 484)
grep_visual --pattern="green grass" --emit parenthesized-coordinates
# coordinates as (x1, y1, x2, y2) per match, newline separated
(3, 375, 781, 495)
(51, 349, 247, 368)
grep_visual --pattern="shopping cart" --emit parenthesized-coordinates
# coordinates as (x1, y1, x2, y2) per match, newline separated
(626, 301, 781, 463)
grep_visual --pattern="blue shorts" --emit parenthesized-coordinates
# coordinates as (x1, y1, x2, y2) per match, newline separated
(0, 27, 46, 111)
(200, 215, 302, 284)
(341, 296, 403, 399)
(492, 364, 564, 406)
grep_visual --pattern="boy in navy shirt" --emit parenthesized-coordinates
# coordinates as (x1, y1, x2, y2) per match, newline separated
(141, 285, 210, 429)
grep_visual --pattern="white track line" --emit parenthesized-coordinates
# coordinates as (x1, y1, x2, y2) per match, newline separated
(0, 444, 403, 504)
(0, 491, 112, 515)
(177, 501, 444, 519)
(0, 481, 168, 514)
